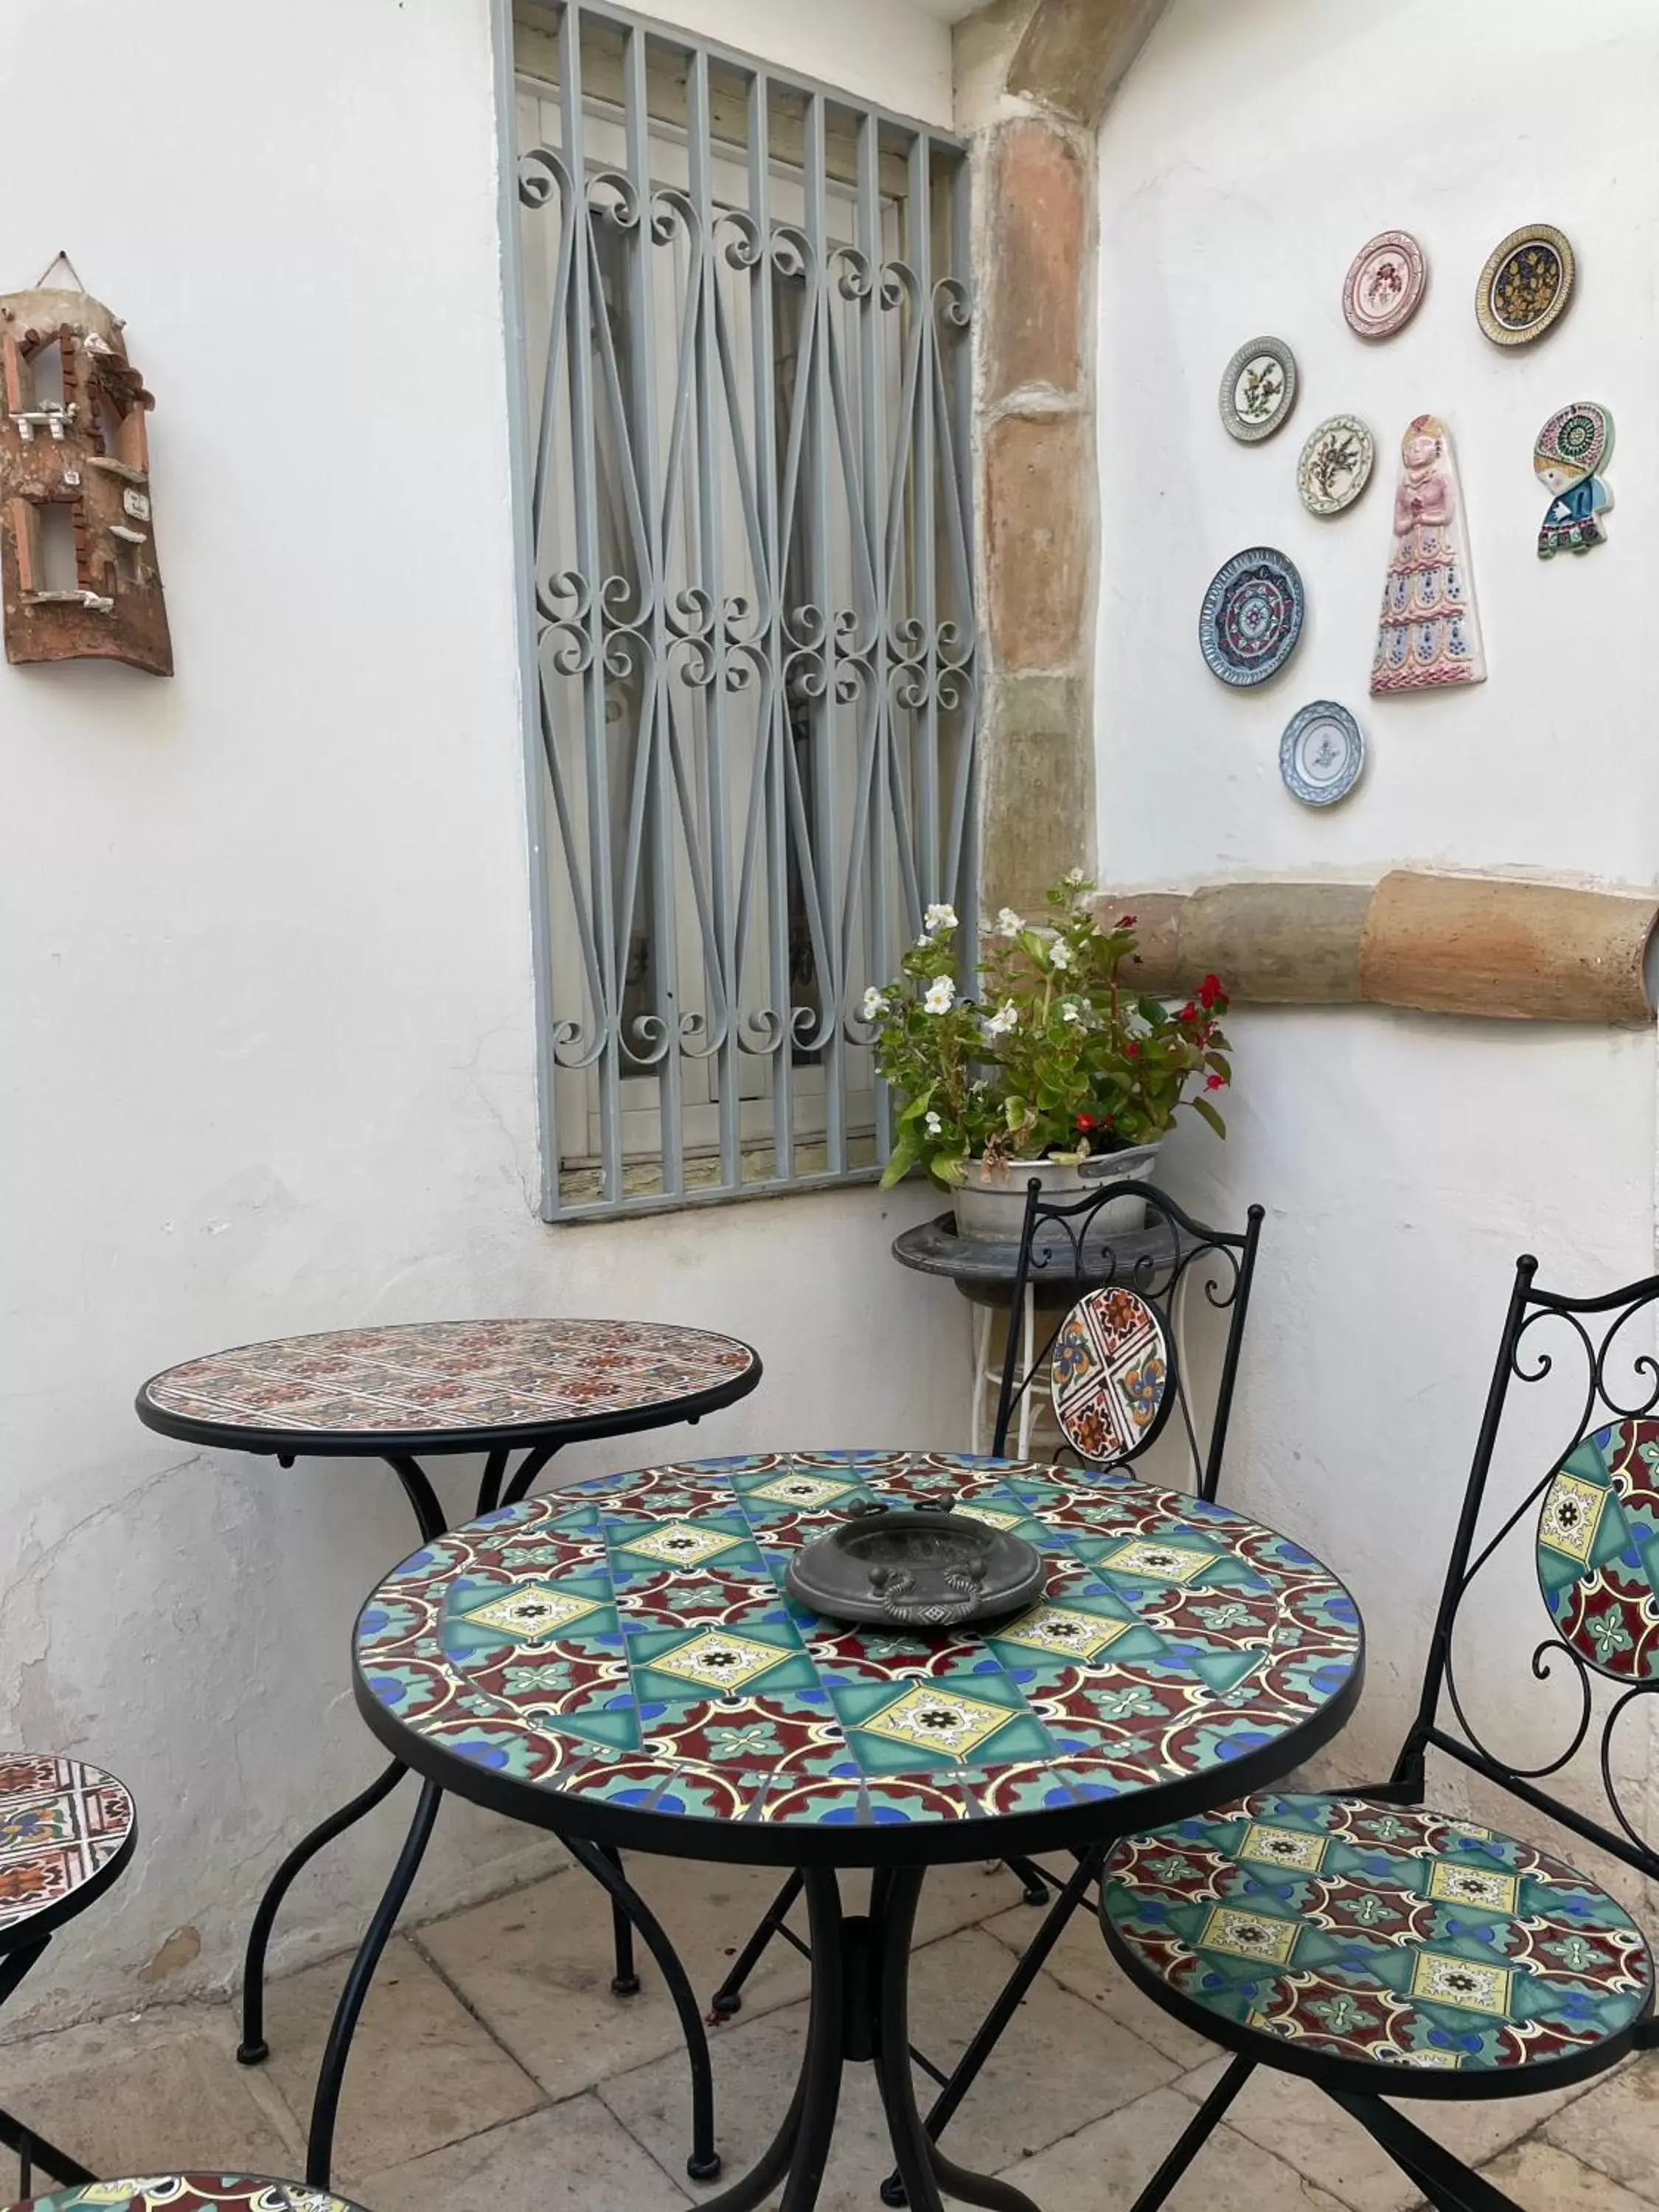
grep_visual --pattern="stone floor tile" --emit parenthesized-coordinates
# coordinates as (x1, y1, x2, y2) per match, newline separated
(981, 1898, 1217, 2067)
(253, 1933, 542, 2182)
(0, 2005, 299, 2182)
(907, 1929, 1179, 2170)
(600, 1927, 1178, 2204)
(1543, 2048, 1659, 2194)
(415, 1858, 813, 2100)
(1175, 2053, 1593, 2212)
(1481, 2138, 1659, 2211)
(997, 2084, 1351, 2211)
(358, 2094, 693, 2212)
(600, 1992, 892, 2212)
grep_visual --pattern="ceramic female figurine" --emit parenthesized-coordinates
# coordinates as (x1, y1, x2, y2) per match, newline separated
(1534, 402, 1613, 557)
(1371, 414, 1486, 695)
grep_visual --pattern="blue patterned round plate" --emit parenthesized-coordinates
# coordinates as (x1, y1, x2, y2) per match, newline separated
(1200, 548, 1304, 688)
(1279, 700, 1363, 807)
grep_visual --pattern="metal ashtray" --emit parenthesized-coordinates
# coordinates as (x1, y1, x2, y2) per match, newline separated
(785, 1498, 1044, 1631)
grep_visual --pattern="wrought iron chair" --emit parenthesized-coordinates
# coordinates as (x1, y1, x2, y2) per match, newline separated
(860, 1174, 1265, 2199)
(0, 1756, 136, 2197)
(1099, 1251, 1659, 2212)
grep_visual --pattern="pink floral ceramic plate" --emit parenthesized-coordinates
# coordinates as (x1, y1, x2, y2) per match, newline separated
(1343, 231, 1427, 340)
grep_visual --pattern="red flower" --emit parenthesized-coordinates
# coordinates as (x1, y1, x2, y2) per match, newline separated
(1178, 1001, 1197, 1023)
(1076, 1113, 1096, 1130)
(1198, 973, 1223, 1009)
(1206, 1072, 1226, 1091)
(1119, 914, 1137, 929)
(1124, 1043, 1141, 1059)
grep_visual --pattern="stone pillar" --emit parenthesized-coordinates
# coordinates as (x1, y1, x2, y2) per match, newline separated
(956, 0, 1169, 916)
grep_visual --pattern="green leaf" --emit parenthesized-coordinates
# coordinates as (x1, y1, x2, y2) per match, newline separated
(879, 1131, 921, 1188)
(1191, 1095, 1227, 1138)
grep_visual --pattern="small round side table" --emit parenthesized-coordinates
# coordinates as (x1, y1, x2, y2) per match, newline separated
(136, 1315, 761, 2180)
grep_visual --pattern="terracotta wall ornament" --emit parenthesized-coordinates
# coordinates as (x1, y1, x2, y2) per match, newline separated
(1371, 414, 1485, 695)
(0, 257, 171, 674)
(1534, 401, 1613, 558)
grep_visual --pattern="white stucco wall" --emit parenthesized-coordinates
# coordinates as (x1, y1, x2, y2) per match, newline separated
(1096, 0, 1659, 1826)
(0, 0, 965, 2026)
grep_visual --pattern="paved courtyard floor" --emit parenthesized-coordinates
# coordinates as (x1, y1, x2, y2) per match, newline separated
(2, 1854, 1653, 2210)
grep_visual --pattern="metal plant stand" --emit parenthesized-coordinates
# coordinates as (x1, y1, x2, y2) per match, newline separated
(135, 1317, 762, 2183)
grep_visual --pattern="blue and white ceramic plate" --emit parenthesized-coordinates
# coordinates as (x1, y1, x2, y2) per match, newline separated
(1279, 700, 1364, 807)
(1199, 548, 1304, 687)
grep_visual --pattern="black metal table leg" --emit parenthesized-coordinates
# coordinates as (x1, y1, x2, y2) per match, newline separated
(0, 1938, 94, 2191)
(880, 1845, 1101, 2203)
(238, 1756, 407, 2062)
(306, 1776, 443, 2187)
(711, 1866, 804, 2017)
(693, 1864, 1037, 2212)
(563, 1837, 720, 2179)
(600, 1844, 641, 1997)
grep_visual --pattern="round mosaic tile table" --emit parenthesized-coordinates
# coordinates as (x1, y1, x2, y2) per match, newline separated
(7, 2181, 366, 2212)
(352, 1449, 1364, 2212)
(135, 1318, 761, 2185)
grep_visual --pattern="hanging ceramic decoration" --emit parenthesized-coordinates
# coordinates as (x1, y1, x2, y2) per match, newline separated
(1343, 231, 1427, 340)
(1534, 401, 1614, 558)
(1218, 336, 1297, 442)
(1297, 415, 1374, 515)
(1475, 223, 1575, 346)
(1279, 701, 1365, 807)
(1200, 547, 1304, 687)
(1371, 416, 1486, 695)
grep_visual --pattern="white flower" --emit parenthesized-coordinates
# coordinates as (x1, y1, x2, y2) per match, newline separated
(994, 906, 1022, 939)
(860, 987, 888, 1021)
(983, 1000, 1018, 1037)
(923, 976, 956, 1015)
(923, 902, 959, 936)
(925, 1110, 943, 1135)
(1048, 939, 1073, 971)
(1060, 999, 1082, 1024)
(1065, 866, 1087, 886)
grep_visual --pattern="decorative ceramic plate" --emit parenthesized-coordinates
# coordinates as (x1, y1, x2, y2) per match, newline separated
(1343, 230, 1427, 339)
(1218, 336, 1297, 443)
(1199, 547, 1304, 687)
(1051, 1287, 1172, 1464)
(785, 1503, 1045, 1630)
(1279, 700, 1364, 808)
(1297, 415, 1374, 516)
(1477, 223, 1575, 346)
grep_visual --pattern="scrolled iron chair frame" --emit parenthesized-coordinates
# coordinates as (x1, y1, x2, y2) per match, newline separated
(1103, 1251, 1659, 2212)
(849, 1175, 1265, 2201)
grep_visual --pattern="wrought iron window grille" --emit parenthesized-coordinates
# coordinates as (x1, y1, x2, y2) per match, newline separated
(505, 0, 975, 1217)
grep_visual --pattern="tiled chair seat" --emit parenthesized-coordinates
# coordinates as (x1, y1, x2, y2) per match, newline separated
(0, 1758, 134, 1943)
(1101, 1790, 1655, 2084)
(7, 2178, 367, 2211)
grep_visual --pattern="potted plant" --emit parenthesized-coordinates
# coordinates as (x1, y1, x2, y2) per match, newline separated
(862, 872, 1231, 1241)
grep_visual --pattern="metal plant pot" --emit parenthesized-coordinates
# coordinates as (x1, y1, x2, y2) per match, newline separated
(950, 1141, 1162, 1246)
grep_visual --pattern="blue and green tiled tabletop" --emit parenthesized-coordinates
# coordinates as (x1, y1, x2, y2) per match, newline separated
(353, 1452, 1363, 1863)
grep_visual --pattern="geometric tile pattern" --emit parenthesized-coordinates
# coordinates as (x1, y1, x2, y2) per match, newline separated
(1537, 1417, 1659, 1680)
(1051, 1290, 1169, 1464)
(355, 1451, 1361, 1837)
(0, 1755, 134, 1935)
(138, 1319, 758, 1438)
(1102, 1791, 1652, 2073)
(12, 2183, 366, 2211)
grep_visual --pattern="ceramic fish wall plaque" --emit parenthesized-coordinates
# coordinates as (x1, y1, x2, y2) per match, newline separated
(0, 274, 171, 674)
(1371, 414, 1485, 695)
(1534, 402, 1613, 558)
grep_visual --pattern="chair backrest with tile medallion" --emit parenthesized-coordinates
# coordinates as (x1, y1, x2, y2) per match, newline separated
(992, 1176, 1265, 1502)
(1381, 1252, 1659, 1900)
